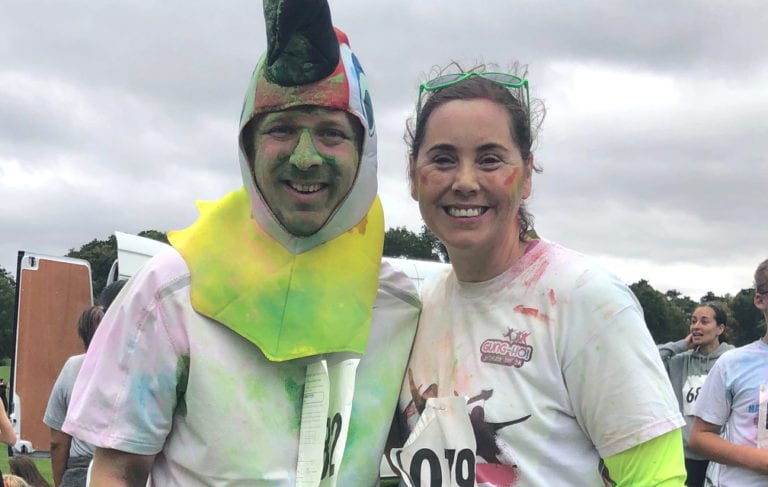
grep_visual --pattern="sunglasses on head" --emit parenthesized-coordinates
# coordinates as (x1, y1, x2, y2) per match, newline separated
(417, 72, 530, 124)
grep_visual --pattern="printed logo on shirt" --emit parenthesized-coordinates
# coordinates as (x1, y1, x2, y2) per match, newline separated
(480, 327, 533, 368)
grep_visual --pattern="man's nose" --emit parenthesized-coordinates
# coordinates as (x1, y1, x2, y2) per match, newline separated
(289, 129, 323, 170)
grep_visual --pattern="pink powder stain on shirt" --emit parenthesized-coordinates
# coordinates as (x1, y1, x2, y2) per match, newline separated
(513, 304, 551, 324)
(522, 258, 549, 288)
(548, 288, 557, 306)
(476, 462, 518, 486)
(451, 364, 475, 392)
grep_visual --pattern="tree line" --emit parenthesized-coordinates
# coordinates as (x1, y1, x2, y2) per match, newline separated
(0, 227, 763, 359)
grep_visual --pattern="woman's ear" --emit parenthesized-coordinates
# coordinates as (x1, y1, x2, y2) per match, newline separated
(409, 155, 418, 201)
(521, 155, 534, 200)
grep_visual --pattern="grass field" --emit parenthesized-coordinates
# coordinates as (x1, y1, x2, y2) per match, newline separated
(0, 364, 55, 484)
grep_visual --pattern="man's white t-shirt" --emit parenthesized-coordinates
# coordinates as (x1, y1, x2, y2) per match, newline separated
(64, 249, 420, 486)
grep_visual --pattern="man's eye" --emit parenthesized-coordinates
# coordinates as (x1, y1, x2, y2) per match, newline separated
(317, 128, 348, 143)
(264, 125, 295, 138)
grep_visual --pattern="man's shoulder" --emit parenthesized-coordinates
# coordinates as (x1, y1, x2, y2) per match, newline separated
(126, 247, 192, 297)
(377, 259, 420, 308)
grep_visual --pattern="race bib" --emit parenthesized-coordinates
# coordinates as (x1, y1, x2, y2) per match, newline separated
(758, 382, 768, 449)
(296, 356, 359, 486)
(682, 374, 707, 416)
(389, 396, 478, 487)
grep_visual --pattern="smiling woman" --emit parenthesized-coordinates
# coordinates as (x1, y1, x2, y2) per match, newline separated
(391, 65, 687, 486)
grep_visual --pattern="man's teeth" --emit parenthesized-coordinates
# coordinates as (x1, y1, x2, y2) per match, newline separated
(290, 182, 322, 193)
(448, 207, 483, 217)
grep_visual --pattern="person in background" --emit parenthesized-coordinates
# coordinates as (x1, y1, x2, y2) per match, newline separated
(0, 379, 8, 411)
(61, 0, 419, 485)
(689, 258, 768, 486)
(659, 302, 734, 486)
(8, 456, 50, 487)
(0, 405, 17, 486)
(2, 475, 29, 487)
(95, 279, 127, 310)
(44, 305, 104, 487)
(392, 64, 686, 485)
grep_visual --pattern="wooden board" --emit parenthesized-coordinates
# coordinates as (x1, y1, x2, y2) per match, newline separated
(13, 253, 92, 451)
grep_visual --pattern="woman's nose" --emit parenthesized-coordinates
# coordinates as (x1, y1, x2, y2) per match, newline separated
(451, 162, 479, 194)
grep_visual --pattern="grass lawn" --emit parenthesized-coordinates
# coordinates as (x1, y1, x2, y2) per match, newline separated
(0, 364, 55, 484)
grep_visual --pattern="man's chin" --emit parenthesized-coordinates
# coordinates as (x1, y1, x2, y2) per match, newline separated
(279, 214, 328, 237)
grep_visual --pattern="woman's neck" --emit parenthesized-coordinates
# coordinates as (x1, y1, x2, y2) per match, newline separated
(698, 340, 720, 356)
(450, 238, 530, 282)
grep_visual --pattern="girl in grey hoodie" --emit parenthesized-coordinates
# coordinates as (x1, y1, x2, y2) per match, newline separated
(659, 301, 734, 487)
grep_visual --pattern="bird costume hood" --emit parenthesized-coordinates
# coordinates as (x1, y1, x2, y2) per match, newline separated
(168, 0, 383, 361)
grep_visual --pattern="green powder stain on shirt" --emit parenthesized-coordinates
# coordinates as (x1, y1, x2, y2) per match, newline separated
(283, 376, 303, 432)
(175, 354, 190, 417)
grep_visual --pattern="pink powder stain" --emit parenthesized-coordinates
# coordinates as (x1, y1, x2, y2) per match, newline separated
(513, 304, 552, 325)
(476, 463, 518, 486)
(522, 259, 549, 288)
(513, 304, 539, 317)
(451, 365, 475, 392)
(548, 288, 557, 306)
(503, 169, 518, 187)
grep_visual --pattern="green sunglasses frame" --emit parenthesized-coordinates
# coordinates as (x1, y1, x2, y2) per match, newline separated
(416, 72, 530, 124)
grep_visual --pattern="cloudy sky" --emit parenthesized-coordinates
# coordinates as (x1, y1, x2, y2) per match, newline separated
(2, 1, 766, 299)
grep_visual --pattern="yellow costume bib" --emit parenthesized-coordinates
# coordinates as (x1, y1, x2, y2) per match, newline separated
(168, 188, 383, 361)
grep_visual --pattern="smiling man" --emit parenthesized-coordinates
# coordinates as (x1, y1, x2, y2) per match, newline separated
(61, 1, 420, 485)
(248, 107, 364, 237)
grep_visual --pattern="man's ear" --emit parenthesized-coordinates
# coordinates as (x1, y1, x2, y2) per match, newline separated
(409, 155, 418, 201)
(241, 117, 259, 171)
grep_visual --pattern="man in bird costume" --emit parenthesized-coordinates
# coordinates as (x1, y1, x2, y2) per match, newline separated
(62, 1, 420, 485)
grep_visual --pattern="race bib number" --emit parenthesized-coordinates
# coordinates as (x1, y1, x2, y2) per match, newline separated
(758, 382, 768, 449)
(296, 357, 359, 486)
(683, 374, 707, 416)
(389, 396, 478, 487)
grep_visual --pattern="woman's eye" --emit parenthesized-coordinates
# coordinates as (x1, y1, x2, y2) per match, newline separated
(479, 155, 503, 167)
(432, 155, 455, 166)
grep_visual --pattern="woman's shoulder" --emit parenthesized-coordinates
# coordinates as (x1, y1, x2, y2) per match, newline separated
(532, 240, 630, 296)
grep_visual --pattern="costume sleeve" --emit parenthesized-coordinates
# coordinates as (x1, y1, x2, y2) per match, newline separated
(603, 429, 686, 486)
(62, 253, 190, 456)
(691, 357, 730, 426)
(562, 273, 684, 458)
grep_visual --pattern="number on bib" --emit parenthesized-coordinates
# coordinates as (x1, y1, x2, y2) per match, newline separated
(321, 413, 343, 479)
